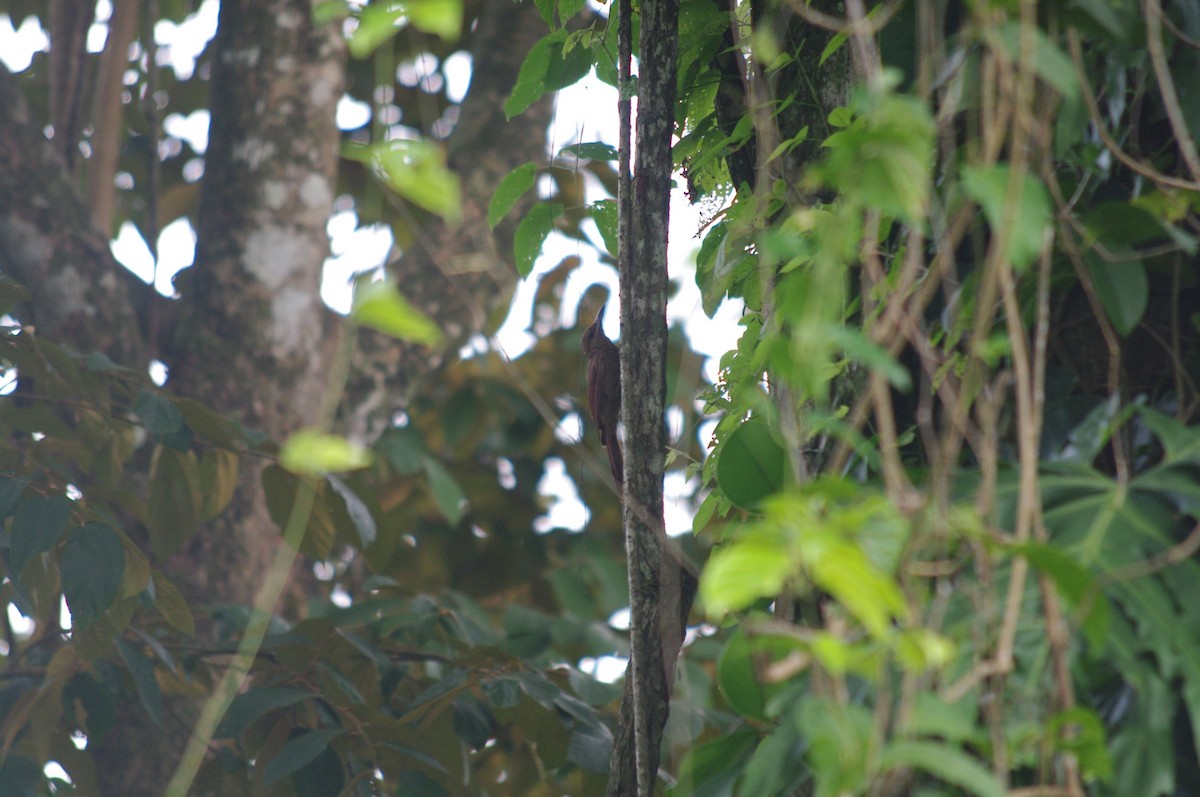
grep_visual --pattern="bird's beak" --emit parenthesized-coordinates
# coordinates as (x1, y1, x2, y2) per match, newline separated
(595, 303, 606, 328)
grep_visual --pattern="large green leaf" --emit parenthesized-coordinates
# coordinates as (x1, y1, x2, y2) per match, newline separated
(716, 419, 786, 511)
(133, 389, 193, 450)
(262, 728, 343, 786)
(147, 446, 202, 558)
(487, 162, 538, 229)
(351, 278, 444, 345)
(513, 202, 563, 277)
(9, 494, 72, 578)
(879, 740, 1003, 797)
(505, 30, 593, 118)
(215, 686, 311, 739)
(961, 164, 1051, 271)
(61, 523, 126, 630)
(114, 637, 164, 727)
(1086, 253, 1147, 337)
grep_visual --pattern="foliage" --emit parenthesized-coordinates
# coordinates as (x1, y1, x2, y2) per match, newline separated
(4, 0, 1200, 795)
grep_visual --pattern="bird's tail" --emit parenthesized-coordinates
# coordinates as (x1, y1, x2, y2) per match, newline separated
(607, 437, 624, 486)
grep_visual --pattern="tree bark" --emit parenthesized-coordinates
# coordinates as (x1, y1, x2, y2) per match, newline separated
(92, 2, 345, 793)
(608, 0, 683, 793)
(0, 65, 151, 367)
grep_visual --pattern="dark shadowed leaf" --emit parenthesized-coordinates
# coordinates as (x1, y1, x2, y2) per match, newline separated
(61, 523, 125, 630)
(422, 456, 466, 524)
(514, 202, 563, 277)
(147, 446, 201, 558)
(488, 162, 538, 229)
(262, 728, 342, 786)
(114, 637, 164, 727)
(10, 494, 72, 578)
(134, 390, 193, 450)
(394, 771, 446, 797)
(716, 420, 785, 511)
(216, 686, 311, 739)
(567, 718, 613, 772)
(0, 477, 26, 521)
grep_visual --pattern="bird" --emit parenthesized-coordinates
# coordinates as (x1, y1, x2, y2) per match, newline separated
(581, 303, 623, 486)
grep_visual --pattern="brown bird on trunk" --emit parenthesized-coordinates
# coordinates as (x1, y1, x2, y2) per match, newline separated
(581, 303, 623, 485)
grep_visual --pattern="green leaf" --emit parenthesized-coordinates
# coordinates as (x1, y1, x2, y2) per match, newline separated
(701, 538, 789, 615)
(715, 629, 791, 720)
(590, 199, 618, 258)
(0, 477, 26, 521)
(61, 523, 126, 630)
(348, 0, 461, 57)
(373, 139, 462, 222)
(671, 729, 759, 796)
(351, 279, 443, 345)
(995, 22, 1079, 101)
(451, 696, 494, 749)
(422, 456, 467, 524)
(567, 718, 614, 772)
(1014, 542, 1110, 649)
(216, 687, 311, 739)
(1048, 707, 1114, 783)
(151, 570, 195, 636)
(505, 30, 592, 118)
(405, 0, 462, 40)
(10, 494, 72, 578)
(488, 162, 538, 229)
(281, 428, 373, 476)
(0, 755, 42, 797)
(147, 446, 202, 558)
(198, 448, 238, 521)
(326, 475, 376, 546)
(133, 390, 193, 450)
(816, 91, 934, 221)
(798, 700, 872, 795)
(803, 531, 908, 637)
(880, 740, 1003, 797)
(513, 202, 563, 277)
(378, 426, 427, 474)
(559, 142, 619, 161)
(114, 637, 164, 727)
(1085, 253, 1147, 337)
(716, 420, 786, 511)
(262, 728, 343, 786)
(961, 164, 1051, 271)
(0, 274, 30, 316)
(393, 772, 446, 797)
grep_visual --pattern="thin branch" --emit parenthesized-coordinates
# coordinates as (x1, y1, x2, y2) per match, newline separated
(1144, 0, 1200, 184)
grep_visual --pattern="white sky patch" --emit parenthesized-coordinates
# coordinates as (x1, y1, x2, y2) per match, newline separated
(7, 603, 33, 638)
(0, 14, 48, 71)
(163, 109, 210, 153)
(337, 94, 371, 130)
(443, 51, 472, 103)
(110, 221, 155, 282)
(110, 219, 195, 297)
(534, 457, 589, 533)
(43, 761, 72, 785)
(321, 210, 393, 314)
(153, 0, 219, 80)
(88, 1, 113, 53)
(579, 653, 629, 684)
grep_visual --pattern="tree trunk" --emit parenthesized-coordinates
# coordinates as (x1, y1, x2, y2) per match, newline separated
(91, 2, 345, 793)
